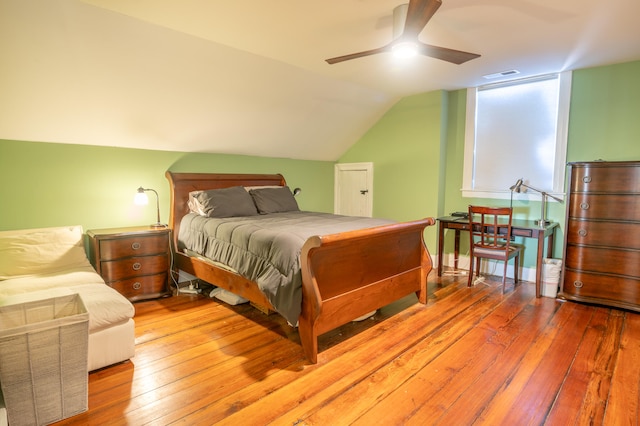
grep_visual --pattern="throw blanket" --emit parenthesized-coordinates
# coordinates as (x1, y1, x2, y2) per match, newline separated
(178, 211, 394, 325)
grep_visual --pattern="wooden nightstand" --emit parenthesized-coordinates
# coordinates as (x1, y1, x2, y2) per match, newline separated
(87, 226, 172, 302)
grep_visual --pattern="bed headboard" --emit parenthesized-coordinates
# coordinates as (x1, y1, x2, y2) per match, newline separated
(165, 171, 287, 247)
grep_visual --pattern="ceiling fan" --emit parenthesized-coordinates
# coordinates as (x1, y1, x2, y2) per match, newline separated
(325, 0, 480, 65)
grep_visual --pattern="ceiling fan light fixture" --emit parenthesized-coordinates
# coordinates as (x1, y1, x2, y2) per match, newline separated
(325, 0, 481, 65)
(392, 41, 419, 59)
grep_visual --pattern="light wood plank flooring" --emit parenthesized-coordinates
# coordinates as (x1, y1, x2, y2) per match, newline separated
(54, 272, 640, 425)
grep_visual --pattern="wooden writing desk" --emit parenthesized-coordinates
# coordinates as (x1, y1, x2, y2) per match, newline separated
(437, 216, 559, 297)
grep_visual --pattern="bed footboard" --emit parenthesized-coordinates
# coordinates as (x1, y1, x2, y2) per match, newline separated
(299, 218, 435, 363)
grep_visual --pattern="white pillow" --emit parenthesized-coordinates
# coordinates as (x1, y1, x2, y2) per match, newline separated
(0, 225, 92, 280)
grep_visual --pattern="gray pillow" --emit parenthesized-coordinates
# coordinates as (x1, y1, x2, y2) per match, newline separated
(249, 186, 300, 214)
(188, 186, 258, 218)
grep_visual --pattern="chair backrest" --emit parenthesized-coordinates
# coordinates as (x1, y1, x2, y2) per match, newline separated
(468, 205, 514, 251)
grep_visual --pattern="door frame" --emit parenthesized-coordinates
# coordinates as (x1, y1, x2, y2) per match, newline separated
(334, 162, 374, 216)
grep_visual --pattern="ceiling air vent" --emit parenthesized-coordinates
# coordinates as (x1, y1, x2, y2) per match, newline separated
(483, 70, 520, 79)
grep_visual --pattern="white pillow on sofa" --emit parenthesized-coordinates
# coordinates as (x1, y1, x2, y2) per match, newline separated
(0, 225, 92, 280)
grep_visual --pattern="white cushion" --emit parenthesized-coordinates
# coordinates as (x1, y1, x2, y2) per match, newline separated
(0, 225, 92, 280)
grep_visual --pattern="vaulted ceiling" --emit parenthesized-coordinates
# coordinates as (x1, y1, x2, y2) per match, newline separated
(1, 0, 639, 160)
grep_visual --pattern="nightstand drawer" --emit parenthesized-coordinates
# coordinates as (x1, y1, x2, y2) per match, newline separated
(100, 254, 169, 282)
(99, 234, 169, 260)
(110, 274, 168, 302)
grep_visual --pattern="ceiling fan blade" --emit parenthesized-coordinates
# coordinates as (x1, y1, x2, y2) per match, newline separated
(416, 42, 481, 64)
(325, 45, 390, 64)
(402, 0, 442, 39)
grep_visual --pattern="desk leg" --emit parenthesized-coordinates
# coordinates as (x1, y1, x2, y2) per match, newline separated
(535, 233, 544, 298)
(438, 222, 444, 276)
(454, 230, 461, 271)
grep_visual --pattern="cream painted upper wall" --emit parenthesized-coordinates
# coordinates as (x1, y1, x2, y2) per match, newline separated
(0, 0, 393, 161)
(2, 0, 639, 162)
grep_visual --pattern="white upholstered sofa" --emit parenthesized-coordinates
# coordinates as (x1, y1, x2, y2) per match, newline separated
(0, 225, 136, 372)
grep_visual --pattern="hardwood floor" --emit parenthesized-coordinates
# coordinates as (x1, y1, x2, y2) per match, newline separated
(54, 272, 640, 425)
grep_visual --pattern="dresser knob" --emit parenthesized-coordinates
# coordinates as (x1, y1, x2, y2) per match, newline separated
(578, 229, 587, 237)
(582, 176, 592, 183)
(580, 202, 590, 210)
(132, 262, 142, 271)
(133, 282, 142, 290)
(573, 280, 583, 288)
(132, 242, 141, 250)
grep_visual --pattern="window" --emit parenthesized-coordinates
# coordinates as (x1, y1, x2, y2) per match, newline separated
(462, 71, 571, 200)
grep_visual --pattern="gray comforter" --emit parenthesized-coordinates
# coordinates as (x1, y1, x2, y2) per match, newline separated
(178, 211, 394, 325)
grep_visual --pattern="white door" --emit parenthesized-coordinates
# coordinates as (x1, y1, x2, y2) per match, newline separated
(334, 162, 373, 217)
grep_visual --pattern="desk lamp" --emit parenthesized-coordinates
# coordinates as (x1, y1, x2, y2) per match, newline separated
(509, 178, 563, 227)
(135, 187, 166, 228)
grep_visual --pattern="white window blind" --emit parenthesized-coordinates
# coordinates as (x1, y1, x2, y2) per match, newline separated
(462, 72, 571, 199)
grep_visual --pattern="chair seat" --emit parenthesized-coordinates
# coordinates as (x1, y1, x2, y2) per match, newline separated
(473, 244, 522, 259)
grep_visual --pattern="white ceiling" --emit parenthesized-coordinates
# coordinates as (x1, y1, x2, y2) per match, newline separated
(1, 0, 639, 160)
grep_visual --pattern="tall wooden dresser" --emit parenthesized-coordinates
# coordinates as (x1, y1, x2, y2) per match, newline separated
(560, 161, 640, 311)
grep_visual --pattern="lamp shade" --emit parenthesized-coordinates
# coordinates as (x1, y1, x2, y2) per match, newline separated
(134, 188, 149, 205)
(135, 187, 165, 228)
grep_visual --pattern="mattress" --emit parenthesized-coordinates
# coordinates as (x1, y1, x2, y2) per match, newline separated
(178, 211, 394, 324)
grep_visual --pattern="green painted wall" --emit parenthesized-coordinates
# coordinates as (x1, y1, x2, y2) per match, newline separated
(567, 60, 640, 161)
(339, 91, 446, 249)
(343, 60, 640, 267)
(0, 140, 334, 232)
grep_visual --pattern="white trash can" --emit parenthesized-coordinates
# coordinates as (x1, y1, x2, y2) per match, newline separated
(541, 258, 563, 298)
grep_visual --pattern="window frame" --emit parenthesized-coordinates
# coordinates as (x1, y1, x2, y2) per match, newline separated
(462, 71, 572, 201)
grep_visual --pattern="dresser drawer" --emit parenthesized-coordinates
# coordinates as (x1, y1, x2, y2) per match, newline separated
(99, 234, 169, 260)
(101, 254, 169, 282)
(566, 219, 640, 249)
(565, 245, 640, 278)
(109, 274, 169, 301)
(570, 164, 640, 193)
(562, 269, 640, 307)
(568, 194, 640, 221)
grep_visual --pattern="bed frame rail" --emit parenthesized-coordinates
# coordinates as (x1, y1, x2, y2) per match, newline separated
(299, 218, 435, 363)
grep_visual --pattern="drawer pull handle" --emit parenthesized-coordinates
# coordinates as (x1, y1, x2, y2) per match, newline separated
(578, 229, 587, 237)
(580, 202, 590, 210)
(132, 242, 141, 250)
(573, 280, 583, 288)
(132, 262, 142, 271)
(133, 282, 142, 290)
(582, 176, 592, 183)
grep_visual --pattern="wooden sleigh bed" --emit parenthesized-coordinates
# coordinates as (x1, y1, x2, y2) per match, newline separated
(166, 171, 435, 363)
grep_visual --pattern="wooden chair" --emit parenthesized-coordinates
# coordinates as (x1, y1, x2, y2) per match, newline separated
(467, 205, 523, 293)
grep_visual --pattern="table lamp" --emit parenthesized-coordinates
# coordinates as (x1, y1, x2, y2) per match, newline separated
(135, 187, 166, 228)
(509, 178, 563, 227)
